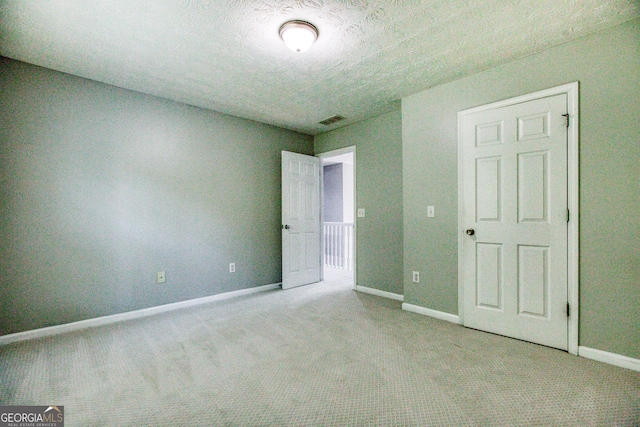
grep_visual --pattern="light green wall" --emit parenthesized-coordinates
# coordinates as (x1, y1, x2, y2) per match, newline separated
(402, 20, 640, 359)
(314, 110, 403, 295)
(0, 58, 313, 335)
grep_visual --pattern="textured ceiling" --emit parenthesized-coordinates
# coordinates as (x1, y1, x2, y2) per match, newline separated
(1, 1, 638, 135)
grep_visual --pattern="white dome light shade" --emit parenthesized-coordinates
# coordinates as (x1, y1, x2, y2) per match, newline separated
(279, 21, 318, 53)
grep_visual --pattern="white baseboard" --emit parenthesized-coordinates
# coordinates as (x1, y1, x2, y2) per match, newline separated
(0, 283, 281, 346)
(402, 303, 460, 324)
(355, 286, 404, 301)
(579, 346, 640, 372)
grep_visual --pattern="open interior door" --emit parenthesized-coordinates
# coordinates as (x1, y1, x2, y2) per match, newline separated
(282, 151, 321, 289)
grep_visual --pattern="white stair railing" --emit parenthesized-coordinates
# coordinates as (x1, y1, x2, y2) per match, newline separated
(323, 222, 354, 270)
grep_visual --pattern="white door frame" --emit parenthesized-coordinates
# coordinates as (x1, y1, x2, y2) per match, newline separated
(457, 82, 579, 355)
(317, 146, 357, 290)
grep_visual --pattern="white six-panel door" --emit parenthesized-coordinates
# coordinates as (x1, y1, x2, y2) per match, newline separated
(460, 93, 569, 350)
(282, 151, 321, 289)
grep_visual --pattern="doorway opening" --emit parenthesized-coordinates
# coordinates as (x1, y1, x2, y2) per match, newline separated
(319, 148, 355, 288)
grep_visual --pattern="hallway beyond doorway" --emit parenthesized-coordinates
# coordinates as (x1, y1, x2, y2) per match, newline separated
(323, 265, 354, 285)
(320, 148, 356, 289)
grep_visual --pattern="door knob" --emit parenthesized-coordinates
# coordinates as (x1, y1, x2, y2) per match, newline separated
(465, 229, 475, 236)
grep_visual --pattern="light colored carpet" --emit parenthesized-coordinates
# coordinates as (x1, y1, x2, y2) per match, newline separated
(1, 277, 638, 426)
(323, 265, 354, 284)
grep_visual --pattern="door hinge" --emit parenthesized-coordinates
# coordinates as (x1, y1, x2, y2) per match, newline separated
(566, 302, 570, 318)
(562, 113, 570, 128)
(567, 209, 570, 223)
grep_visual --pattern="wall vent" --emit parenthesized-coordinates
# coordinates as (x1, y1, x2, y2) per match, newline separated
(319, 115, 345, 126)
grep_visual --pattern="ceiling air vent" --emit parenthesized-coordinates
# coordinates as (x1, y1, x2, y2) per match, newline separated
(319, 115, 345, 126)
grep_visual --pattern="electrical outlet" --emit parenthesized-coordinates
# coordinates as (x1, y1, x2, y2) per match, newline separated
(357, 208, 365, 218)
(412, 271, 420, 283)
(157, 271, 166, 284)
(229, 263, 236, 273)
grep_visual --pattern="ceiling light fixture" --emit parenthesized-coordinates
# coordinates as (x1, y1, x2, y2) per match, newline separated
(279, 20, 318, 53)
